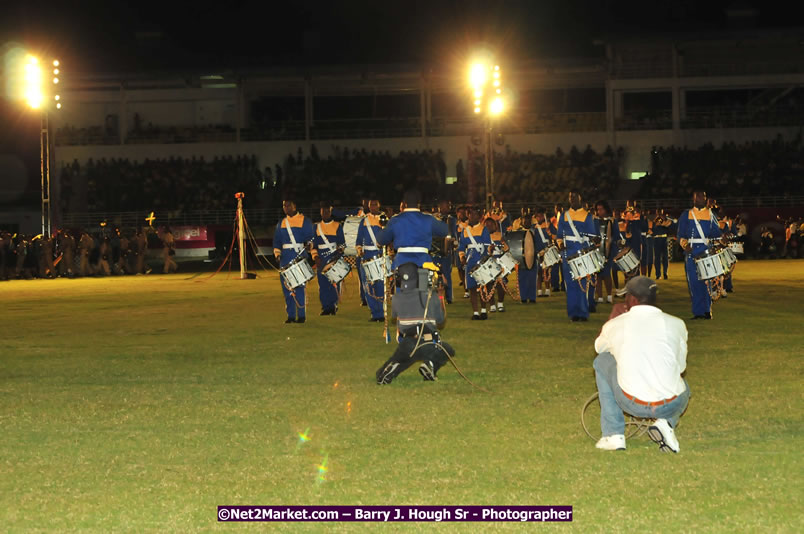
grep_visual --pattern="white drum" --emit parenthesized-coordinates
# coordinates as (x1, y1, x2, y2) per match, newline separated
(717, 247, 737, 272)
(469, 255, 502, 286)
(614, 247, 640, 273)
(342, 216, 364, 256)
(496, 251, 518, 277)
(322, 256, 351, 284)
(281, 256, 315, 289)
(362, 255, 392, 283)
(694, 251, 726, 281)
(729, 242, 744, 255)
(567, 248, 603, 280)
(540, 246, 561, 269)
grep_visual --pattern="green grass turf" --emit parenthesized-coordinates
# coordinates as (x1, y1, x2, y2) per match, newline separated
(1, 261, 802, 532)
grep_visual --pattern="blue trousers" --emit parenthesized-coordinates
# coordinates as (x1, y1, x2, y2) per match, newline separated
(562, 261, 589, 319)
(641, 237, 653, 274)
(724, 273, 733, 292)
(316, 269, 339, 312)
(361, 254, 385, 319)
(594, 352, 690, 436)
(281, 281, 306, 320)
(653, 237, 668, 278)
(551, 263, 562, 291)
(518, 265, 537, 301)
(684, 253, 712, 317)
(357, 262, 367, 303)
(433, 255, 453, 303)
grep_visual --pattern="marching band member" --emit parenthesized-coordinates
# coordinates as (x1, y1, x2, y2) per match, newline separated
(718, 212, 735, 295)
(510, 207, 530, 231)
(273, 198, 315, 324)
(486, 200, 512, 236)
(356, 199, 386, 322)
(643, 209, 655, 278)
(550, 204, 563, 293)
(433, 200, 457, 304)
(677, 191, 722, 320)
(378, 189, 448, 270)
(594, 200, 618, 304)
(485, 217, 508, 313)
(556, 191, 598, 322)
(455, 205, 469, 298)
(652, 208, 674, 280)
(516, 211, 538, 303)
(622, 201, 646, 276)
(458, 206, 493, 320)
(532, 208, 553, 297)
(312, 202, 346, 316)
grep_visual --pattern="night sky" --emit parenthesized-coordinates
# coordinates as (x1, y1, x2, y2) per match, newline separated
(0, 0, 799, 73)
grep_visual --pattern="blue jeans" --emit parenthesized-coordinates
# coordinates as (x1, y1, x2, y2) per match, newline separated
(593, 352, 690, 437)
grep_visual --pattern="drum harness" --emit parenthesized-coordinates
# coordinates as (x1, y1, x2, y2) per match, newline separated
(565, 212, 597, 293)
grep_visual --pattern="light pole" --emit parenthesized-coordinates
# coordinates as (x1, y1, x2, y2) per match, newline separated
(6, 51, 61, 236)
(469, 62, 505, 212)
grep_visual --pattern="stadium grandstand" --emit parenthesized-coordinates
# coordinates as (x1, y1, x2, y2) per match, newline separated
(3, 28, 803, 239)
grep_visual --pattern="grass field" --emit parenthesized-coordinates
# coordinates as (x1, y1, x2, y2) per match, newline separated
(1, 260, 802, 532)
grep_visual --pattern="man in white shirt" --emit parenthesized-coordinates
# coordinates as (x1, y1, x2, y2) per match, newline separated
(592, 276, 690, 453)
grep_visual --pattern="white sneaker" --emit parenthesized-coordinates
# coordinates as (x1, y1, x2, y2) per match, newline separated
(490, 304, 497, 312)
(607, 295, 613, 303)
(463, 291, 470, 298)
(537, 290, 543, 296)
(595, 434, 626, 451)
(545, 289, 551, 296)
(597, 297, 604, 303)
(648, 419, 680, 453)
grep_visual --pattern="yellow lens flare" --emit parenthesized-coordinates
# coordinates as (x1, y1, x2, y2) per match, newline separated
(23, 56, 44, 109)
(490, 97, 504, 115)
(469, 63, 487, 88)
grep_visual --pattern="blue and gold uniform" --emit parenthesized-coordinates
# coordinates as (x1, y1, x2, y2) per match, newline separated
(378, 209, 448, 270)
(311, 219, 345, 315)
(356, 213, 386, 321)
(458, 222, 492, 290)
(431, 212, 457, 304)
(556, 207, 598, 320)
(273, 212, 315, 322)
(719, 216, 734, 293)
(678, 206, 722, 317)
(531, 218, 553, 296)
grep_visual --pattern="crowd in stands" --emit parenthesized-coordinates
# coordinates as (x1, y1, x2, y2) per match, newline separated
(469, 144, 624, 206)
(279, 145, 446, 206)
(637, 135, 804, 199)
(60, 155, 262, 213)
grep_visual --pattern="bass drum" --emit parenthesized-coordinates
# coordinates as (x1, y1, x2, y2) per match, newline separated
(342, 216, 364, 256)
(505, 230, 535, 269)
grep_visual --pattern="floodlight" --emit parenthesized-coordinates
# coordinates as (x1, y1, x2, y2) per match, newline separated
(494, 65, 499, 71)
(53, 68, 59, 75)
(496, 88, 501, 94)
(490, 97, 504, 115)
(54, 95, 60, 101)
(493, 80, 500, 87)
(56, 102, 61, 109)
(53, 77, 59, 84)
(469, 63, 487, 88)
(53, 59, 59, 67)
(493, 71, 500, 79)
(474, 107, 481, 114)
(474, 89, 483, 98)
(23, 56, 43, 109)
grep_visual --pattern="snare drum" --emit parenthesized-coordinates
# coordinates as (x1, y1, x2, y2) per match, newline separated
(505, 230, 535, 269)
(694, 250, 726, 280)
(540, 246, 561, 269)
(496, 251, 518, 277)
(567, 247, 604, 280)
(362, 255, 392, 283)
(469, 255, 502, 286)
(342, 216, 364, 256)
(729, 242, 744, 255)
(716, 246, 737, 272)
(322, 256, 351, 284)
(613, 246, 640, 274)
(281, 256, 315, 289)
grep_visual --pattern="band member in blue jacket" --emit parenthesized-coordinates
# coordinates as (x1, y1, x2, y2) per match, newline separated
(311, 202, 345, 316)
(458, 206, 493, 320)
(378, 189, 448, 270)
(556, 192, 599, 322)
(356, 199, 387, 322)
(273, 198, 315, 324)
(677, 191, 722, 320)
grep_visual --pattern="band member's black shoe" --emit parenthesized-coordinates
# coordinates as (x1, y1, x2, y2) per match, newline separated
(285, 318, 296, 324)
(418, 361, 437, 381)
(663, 275, 668, 279)
(471, 314, 482, 320)
(480, 312, 488, 320)
(691, 313, 712, 320)
(571, 317, 580, 322)
(296, 317, 306, 324)
(369, 317, 383, 322)
(579, 317, 588, 322)
(320, 309, 333, 316)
